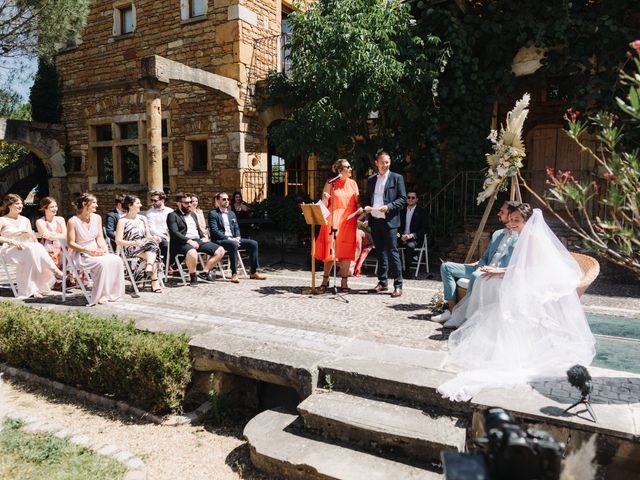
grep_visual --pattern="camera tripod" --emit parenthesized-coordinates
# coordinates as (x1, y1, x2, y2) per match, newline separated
(564, 396, 598, 423)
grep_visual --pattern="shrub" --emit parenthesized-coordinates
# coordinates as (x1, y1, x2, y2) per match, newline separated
(0, 302, 191, 414)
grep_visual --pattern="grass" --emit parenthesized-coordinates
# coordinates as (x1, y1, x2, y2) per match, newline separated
(0, 418, 128, 480)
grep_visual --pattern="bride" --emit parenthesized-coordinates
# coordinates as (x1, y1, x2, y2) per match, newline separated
(438, 204, 596, 401)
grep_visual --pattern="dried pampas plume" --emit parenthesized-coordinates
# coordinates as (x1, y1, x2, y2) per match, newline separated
(561, 435, 598, 480)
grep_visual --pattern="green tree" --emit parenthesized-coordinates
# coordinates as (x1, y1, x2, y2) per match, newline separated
(0, 0, 89, 60)
(267, 0, 446, 170)
(522, 42, 640, 274)
(30, 58, 61, 122)
(0, 88, 31, 169)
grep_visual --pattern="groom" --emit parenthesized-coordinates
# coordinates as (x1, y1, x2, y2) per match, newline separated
(364, 151, 407, 297)
(432, 200, 520, 323)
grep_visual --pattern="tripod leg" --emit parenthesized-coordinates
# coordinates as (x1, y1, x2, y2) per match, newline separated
(563, 401, 581, 414)
(585, 402, 598, 423)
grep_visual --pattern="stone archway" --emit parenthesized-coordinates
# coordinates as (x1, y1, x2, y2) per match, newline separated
(0, 118, 68, 205)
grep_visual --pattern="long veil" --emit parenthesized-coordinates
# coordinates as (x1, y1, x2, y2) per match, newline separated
(438, 209, 596, 401)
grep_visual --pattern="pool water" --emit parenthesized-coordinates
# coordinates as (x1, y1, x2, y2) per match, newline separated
(588, 313, 640, 374)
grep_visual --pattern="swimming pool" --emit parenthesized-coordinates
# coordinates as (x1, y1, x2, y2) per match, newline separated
(588, 313, 640, 374)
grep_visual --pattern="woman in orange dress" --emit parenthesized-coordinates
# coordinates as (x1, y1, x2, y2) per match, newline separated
(315, 159, 362, 292)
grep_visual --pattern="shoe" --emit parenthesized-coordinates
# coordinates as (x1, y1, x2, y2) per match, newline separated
(444, 313, 466, 329)
(230, 273, 240, 283)
(340, 277, 350, 293)
(431, 310, 452, 323)
(250, 272, 266, 280)
(369, 283, 388, 293)
(198, 271, 213, 282)
(391, 287, 403, 298)
(317, 274, 330, 293)
(151, 277, 162, 293)
(190, 275, 198, 286)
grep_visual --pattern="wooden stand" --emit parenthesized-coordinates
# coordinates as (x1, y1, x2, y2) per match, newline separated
(464, 176, 522, 263)
(301, 203, 327, 294)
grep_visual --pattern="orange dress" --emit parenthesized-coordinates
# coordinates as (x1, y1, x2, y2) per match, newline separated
(315, 178, 359, 262)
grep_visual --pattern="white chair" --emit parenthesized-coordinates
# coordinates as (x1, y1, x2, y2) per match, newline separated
(58, 240, 92, 305)
(219, 249, 248, 279)
(411, 234, 429, 278)
(103, 227, 114, 254)
(0, 251, 18, 297)
(361, 248, 378, 274)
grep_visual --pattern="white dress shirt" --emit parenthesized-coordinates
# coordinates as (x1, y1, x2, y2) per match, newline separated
(184, 214, 199, 239)
(145, 206, 173, 240)
(403, 205, 416, 237)
(372, 172, 389, 209)
(221, 211, 232, 237)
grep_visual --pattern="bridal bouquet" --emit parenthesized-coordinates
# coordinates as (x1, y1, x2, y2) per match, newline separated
(477, 93, 530, 204)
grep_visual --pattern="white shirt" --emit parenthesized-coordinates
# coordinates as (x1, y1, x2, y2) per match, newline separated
(221, 212, 232, 237)
(184, 214, 199, 239)
(372, 172, 389, 209)
(145, 206, 173, 239)
(489, 230, 513, 267)
(403, 205, 416, 236)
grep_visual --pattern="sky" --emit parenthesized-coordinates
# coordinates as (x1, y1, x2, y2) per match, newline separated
(0, 56, 38, 102)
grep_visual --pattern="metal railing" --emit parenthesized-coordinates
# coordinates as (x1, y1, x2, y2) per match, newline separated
(245, 33, 292, 110)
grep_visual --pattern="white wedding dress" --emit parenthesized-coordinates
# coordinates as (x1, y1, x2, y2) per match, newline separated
(438, 209, 596, 401)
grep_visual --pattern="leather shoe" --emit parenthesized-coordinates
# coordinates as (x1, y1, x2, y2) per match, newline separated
(230, 273, 240, 283)
(250, 272, 266, 280)
(369, 283, 388, 293)
(391, 288, 403, 298)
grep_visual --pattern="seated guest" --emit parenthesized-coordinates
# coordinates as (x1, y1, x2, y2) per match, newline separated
(67, 193, 125, 305)
(105, 194, 126, 251)
(167, 192, 225, 286)
(398, 189, 426, 276)
(432, 200, 518, 324)
(145, 190, 172, 262)
(35, 196, 67, 286)
(191, 193, 210, 240)
(231, 191, 252, 217)
(351, 217, 374, 277)
(0, 193, 64, 298)
(116, 195, 163, 293)
(208, 192, 266, 283)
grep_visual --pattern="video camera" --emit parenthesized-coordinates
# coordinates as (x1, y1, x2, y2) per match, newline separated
(442, 407, 564, 480)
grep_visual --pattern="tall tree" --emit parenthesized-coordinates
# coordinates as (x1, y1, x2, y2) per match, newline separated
(267, 0, 446, 169)
(0, 87, 31, 169)
(0, 0, 89, 60)
(30, 57, 61, 122)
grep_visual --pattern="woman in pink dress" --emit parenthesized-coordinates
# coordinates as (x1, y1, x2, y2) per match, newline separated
(35, 197, 68, 287)
(0, 193, 63, 298)
(67, 193, 125, 306)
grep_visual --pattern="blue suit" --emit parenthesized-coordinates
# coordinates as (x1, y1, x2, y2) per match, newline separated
(440, 228, 518, 301)
(365, 171, 407, 288)
(208, 208, 260, 274)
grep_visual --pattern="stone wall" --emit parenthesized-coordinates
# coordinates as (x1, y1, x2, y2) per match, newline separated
(56, 0, 283, 214)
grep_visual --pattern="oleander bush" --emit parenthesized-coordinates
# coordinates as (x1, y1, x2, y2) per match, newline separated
(0, 302, 191, 414)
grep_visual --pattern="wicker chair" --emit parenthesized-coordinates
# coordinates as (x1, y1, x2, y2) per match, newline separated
(570, 252, 600, 297)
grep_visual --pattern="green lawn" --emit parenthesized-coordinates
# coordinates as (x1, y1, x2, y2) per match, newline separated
(0, 418, 127, 480)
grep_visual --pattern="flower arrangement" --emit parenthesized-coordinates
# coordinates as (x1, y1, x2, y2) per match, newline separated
(477, 93, 530, 204)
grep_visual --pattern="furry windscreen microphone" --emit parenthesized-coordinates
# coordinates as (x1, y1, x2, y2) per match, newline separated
(567, 364, 592, 397)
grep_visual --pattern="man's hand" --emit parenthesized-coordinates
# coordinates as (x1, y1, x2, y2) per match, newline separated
(363, 206, 373, 213)
(234, 237, 241, 246)
(400, 234, 411, 241)
(187, 239, 199, 249)
(378, 205, 389, 213)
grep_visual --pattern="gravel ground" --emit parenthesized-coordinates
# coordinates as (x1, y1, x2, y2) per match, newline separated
(0, 376, 277, 480)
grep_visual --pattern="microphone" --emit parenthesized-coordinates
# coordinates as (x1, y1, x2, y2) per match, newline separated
(328, 173, 342, 183)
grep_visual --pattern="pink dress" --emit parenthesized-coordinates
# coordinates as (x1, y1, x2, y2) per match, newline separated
(0, 216, 58, 298)
(71, 213, 125, 305)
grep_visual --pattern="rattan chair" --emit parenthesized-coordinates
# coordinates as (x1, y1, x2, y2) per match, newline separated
(570, 252, 600, 297)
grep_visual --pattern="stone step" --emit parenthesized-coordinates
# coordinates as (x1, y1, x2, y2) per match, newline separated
(318, 358, 469, 414)
(244, 409, 442, 480)
(298, 391, 467, 462)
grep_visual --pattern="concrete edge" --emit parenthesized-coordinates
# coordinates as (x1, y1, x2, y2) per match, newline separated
(0, 363, 211, 427)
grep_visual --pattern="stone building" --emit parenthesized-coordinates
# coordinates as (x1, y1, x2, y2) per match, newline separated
(54, 0, 297, 213)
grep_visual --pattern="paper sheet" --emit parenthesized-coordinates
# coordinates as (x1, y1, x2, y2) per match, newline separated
(316, 199, 330, 219)
(370, 207, 385, 219)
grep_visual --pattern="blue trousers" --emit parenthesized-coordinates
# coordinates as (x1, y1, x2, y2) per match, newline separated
(440, 262, 482, 300)
(218, 238, 260, 274)
(371, 218, 403, 288)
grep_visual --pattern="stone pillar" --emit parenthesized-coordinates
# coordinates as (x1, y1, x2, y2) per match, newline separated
(145, 89, 163, 193)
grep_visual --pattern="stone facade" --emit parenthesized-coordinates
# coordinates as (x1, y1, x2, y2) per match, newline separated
(56, 0, 288, 214)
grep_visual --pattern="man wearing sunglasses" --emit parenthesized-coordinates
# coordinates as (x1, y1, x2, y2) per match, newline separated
(398, 189, 426, 277)
(167, 192, 225, 286)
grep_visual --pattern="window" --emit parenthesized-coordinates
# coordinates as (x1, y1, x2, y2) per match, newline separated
(119, 122, 138, 140)
(191, 141, 208, 172)
(119, 145, 140, 184)
(280, 5, 293, 74)
(113, 3, 136, 36)
(95, 124, 112, 141)
(97, 147, 114, 184)
(181, 0, 207, 21)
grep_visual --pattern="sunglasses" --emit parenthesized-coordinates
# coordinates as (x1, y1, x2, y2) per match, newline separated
(220, 198, 229, 201)
(342, 165, 352, 169)
(182, 200, 193, 204)
(407, 196, 417, 199)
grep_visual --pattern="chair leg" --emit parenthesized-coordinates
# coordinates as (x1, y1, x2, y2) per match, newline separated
(238, 251, 248, 278)
(175, 255, 188, 286)
(414, 250, 423, 278)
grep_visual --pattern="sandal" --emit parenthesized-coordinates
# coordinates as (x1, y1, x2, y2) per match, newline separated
(317, 274, 330, 293)
(340, 276, 351, 293)
(151, 277, 162, 293)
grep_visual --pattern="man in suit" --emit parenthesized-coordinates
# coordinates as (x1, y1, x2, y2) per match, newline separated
(432, 200, 519, 323)
(208, 192, 266, 283)
(398, 189, 426, 276)
(167, 192, 225, 286)
(104, 194, 125, 251)
(364, 151, 407, 297)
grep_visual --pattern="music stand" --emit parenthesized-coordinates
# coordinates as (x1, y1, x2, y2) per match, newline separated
(301, 203, 326, 295)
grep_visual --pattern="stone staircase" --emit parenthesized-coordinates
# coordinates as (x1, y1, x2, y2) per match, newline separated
(243, 360, 469, 479)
